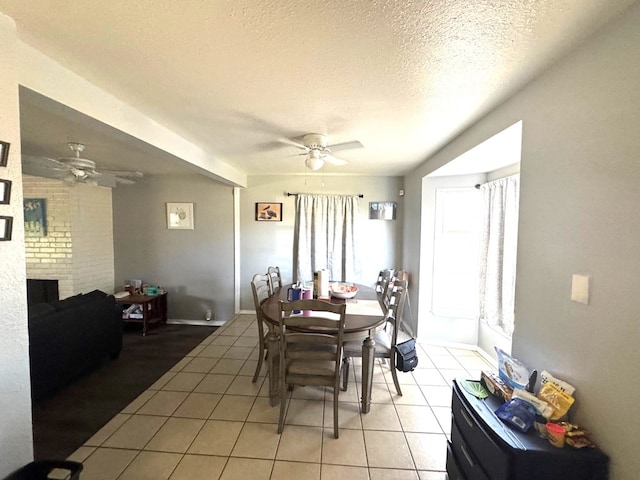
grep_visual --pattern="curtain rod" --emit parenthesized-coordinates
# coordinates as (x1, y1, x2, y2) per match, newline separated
(285, 192, 364, 198)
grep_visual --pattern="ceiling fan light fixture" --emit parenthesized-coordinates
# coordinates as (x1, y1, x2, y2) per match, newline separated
(305, 149, 324, 171)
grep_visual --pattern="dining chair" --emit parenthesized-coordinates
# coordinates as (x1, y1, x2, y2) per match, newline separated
(267, 266, 283, 294)
(378, 268, 396, 313)
(341, 279, 408, 396)
(277, 298, 346, 439)
(250, 273, 272, 383)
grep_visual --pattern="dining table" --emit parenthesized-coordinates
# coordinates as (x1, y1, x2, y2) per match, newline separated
(260, 283, 386, 414)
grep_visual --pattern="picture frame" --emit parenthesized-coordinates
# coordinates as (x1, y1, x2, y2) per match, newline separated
(255, 202, 282, 221)
(0, 141, 9, 167)
(0, 179, 11, 204)
(24, 198, 47, 236)
(369, 201, 397, 220)
(0, 216, 13, 241)
(166, 202, 194, 229)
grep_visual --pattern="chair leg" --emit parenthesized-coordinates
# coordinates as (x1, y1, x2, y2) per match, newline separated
(252, 340, 264, 383)
(333, 386, 339, 439)
(389, 354, 403, 396)
(278, 381, 287, 434)
(341, 357, 350, 391)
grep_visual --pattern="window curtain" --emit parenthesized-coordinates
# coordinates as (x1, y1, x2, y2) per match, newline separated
(478, 175, 519, 337)
(294, 194, 360, 283)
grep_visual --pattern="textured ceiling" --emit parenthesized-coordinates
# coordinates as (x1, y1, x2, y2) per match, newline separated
(0, 0, 635, 179)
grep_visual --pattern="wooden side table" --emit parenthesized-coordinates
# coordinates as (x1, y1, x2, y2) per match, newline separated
(115, 292, 168, 335)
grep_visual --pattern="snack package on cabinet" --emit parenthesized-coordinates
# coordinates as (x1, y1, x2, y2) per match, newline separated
(537, 381, 575, 421)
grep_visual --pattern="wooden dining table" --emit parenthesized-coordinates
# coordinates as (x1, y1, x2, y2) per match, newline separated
(261, 283, 386, 413)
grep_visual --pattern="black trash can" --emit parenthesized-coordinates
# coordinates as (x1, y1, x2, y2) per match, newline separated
(3, 460, 82, 480)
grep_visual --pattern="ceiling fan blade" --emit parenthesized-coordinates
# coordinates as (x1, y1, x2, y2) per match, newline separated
(326, 140, 363, 153)
(102, 170, 144, 178)
(278, 137, 309, 151)
(323, 154, 348, 166)
(22, 155, 70, 171)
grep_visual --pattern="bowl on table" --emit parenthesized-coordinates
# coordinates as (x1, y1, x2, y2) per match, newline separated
(329, 282, 358, 299)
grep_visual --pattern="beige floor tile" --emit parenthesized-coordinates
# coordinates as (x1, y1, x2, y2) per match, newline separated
(336, 384, 360, 403)
(210, 335, 239, 346)
(437, 369, 469, 387)
(118, 451, 182, 480)
(194, 373, 235, 394)
(182, 356, 219, 373)
(169, 454, 227, 480)
(85, 413, 131, 446)
(368, 382, 393, 404)
(162, 372, 206, 392)
(271, 461, 320, 480)
(429, 355, 463, 370)
(121, 390, 155, 414)
(364, 430, 414, 469)
(360, 403, 401, 431)
(419, 385, 452, 407)
(219, 326, 248, 337)
(67, 446, 95, 463)
(226, 374, 264, 396)
(418, 471, 447, 480)
(223, 346, 254, 360)
(199, 344, 231, 358)
(103, 415, 167, 449)
(170, 356, 193, 372)
(239, 359, 265, 377)
(324, 400, 363, 430)
(370, 468, 420, 479)
(320, 464, 369, 480)
(395, 405, 442, 433)
(276, 425, 323, 463)
(231, 422, 280, 459)
(392, 385, 428, 406)
(210, 394, 256, 421)
(291, 385, 327, 401)
(173, 392, 222, 419)
(149, 371, 177, 390)
(411, 369, 447, 387)
(144, 417, 205, 453)
(188, 419, 243, 456)
(321, 427, 367, 466)
(354, 363, 387, 383)
(247, 396, 280, 423)
(210, 358, 246, 375)
(186, 345, 205, 357)
(405, 432, 447, 471)
(233, 336, 259, 348)
(137, 390, 189, 416)
(430, 406, 451, 434)
(283, 398, 324, 427)
(219, 457, 273, 480)
(80, 447, 138, 480)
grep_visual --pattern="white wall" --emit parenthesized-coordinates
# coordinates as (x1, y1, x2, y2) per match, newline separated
(0, 13, 33, 476)
(403, 4, 640, 478)
(112, 174, 235, 322)
(240, 174, 404, 311)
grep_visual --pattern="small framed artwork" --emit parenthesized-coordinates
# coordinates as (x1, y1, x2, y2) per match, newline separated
(0, 179, 11, 204)
(24, 198, 47, 236)
(369, 201, 397, 220)
(255, 202, 282, 221)
(166, 202, 194, 229)
(0, 216, 13, 241)
(0, 141, 9, 167)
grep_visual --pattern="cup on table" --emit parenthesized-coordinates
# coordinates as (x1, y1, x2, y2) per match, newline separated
(301, 286, 313, 316)
(546, 422, 566, 448)
(287, 285, 302, 313)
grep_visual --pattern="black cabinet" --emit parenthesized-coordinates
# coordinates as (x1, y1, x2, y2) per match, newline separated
(447, 379, 609, 480)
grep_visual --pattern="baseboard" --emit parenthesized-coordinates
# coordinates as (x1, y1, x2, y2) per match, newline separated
(167, 318, 225, 327)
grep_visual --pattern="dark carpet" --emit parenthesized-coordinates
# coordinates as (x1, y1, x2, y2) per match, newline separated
(31, 323, 217, 461)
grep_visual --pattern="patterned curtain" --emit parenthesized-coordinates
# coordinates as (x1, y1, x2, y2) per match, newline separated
(478, 175, 520, 337)
(293, 194, 360, 283)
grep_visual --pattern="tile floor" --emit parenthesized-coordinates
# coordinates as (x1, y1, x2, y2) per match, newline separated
(68, 314, 494, 480)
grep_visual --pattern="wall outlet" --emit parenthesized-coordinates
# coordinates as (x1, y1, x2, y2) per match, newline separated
(205, 309, 212, 321)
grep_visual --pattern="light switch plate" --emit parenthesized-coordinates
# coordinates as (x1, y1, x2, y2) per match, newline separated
(571, 274, 590, 304)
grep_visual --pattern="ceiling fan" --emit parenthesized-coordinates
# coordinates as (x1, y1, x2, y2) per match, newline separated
(280, 134, 363, 171)
(22, 142, 143, 188)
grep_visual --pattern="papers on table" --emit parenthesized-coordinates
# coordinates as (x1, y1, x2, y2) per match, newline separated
(345, 299, 383, 317)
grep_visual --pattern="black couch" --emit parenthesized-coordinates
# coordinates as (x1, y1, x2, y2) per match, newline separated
(28, 290, 123, 400)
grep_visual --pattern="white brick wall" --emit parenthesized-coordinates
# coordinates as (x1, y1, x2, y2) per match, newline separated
(22, 175, 114, 299)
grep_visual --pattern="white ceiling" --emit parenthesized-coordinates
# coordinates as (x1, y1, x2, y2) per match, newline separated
(1, 0, 635, 181)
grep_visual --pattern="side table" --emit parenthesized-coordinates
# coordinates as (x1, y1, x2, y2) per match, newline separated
(115, 292, 168, 335)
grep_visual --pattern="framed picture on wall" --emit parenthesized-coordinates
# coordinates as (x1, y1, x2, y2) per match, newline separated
(255, 202, 282, 221)
(369, 201, 397, 220)
(0, 141, 9, 167)
(166, 202, 194, 229)
(24, 198, 47, 236)
(0, 216, 13, 241)
(0, 179, 11, 204)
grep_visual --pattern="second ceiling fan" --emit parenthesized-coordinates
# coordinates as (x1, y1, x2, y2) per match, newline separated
(281, 134, 363, 171)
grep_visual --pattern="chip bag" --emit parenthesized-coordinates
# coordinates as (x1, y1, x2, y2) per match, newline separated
(537, 381, 575, 421)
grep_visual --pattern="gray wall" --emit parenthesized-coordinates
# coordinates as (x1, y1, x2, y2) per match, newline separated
(403, 5, 640, 479)
(240, 174, 404, 311)
(112, 174, 235, 322)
